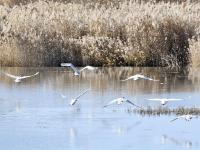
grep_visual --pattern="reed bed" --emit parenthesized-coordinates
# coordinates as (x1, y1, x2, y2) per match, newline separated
(1, 0, 200, 6)
(0, 0, 200, 67)
(189, 38, 200, 68)
(129, 106, 200, 116)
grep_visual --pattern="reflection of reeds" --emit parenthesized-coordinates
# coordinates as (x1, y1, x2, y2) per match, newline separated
(129, 106, 200, 116)
(0, 0, 199, 67)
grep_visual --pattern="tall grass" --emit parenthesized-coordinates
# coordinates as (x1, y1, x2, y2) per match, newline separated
(1, 0, 200, 6)
(0, 0, 200, 67)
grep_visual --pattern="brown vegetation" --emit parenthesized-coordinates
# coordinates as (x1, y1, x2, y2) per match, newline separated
(0, 0, 200, 67)
(129, 106, 200, 116)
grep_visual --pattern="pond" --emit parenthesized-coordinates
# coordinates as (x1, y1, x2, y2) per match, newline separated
(0, 67, 199, 150)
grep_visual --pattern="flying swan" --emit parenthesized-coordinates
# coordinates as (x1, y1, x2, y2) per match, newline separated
(104, 97, 142, 108)
(61, 63, 95, 76)
(3, 72, 39, 83)
(121, 74, 159, 82)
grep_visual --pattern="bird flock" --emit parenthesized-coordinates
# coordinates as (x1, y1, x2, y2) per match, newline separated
(1, 63, 198, 122)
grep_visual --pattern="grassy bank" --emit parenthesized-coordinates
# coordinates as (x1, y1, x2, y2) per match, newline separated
(0, 0, 200, 67)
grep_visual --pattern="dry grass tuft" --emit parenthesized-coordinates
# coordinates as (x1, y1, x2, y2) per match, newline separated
(0, 0, 200, 67)
(129, 106, 200, 116)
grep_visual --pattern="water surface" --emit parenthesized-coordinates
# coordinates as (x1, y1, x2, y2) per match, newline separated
(0, 67, 199, 150)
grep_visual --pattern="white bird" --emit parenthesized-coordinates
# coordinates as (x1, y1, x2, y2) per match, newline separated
(147, 98, 183, 106)
(121, 74, 159, 81)
(103, 97, 142, 108)
(69, 89, 90, 106)
(170, 115, 198, 122)
(61, 63, 95, 76)
(3, 72, 39, 83)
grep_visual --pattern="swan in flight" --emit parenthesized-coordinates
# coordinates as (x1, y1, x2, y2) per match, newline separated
(3, 72, 39, 82)
(121, 74, 159, 81)
(147, 98, 183, 106)
(69, 89, 90, 106)
(61, 63, 95, 76)
(170, 115, 198, 122)
(103, 97, 142, 108)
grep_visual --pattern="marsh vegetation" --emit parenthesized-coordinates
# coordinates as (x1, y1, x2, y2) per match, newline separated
(0, 0, 200, 67)
(129, 107, 200, 116)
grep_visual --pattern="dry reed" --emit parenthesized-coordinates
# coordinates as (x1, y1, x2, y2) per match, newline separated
(129, 106, 200, 116)
(0, 0, 200, 67)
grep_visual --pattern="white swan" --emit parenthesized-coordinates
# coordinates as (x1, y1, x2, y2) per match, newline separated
(170, 115, 198, 122)
(104, 97, 142, 108)
(61, 63, 95, 76)
(69, 89, 90, 106)
(3, 72, 39, 82)
(121, 74, 159, 81)
(147, 98, 183, 105)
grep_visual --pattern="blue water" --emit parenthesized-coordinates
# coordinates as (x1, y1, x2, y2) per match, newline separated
(0, 67, 199, 150)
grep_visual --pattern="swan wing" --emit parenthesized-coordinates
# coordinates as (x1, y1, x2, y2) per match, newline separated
(170, 117, 179, 122)
(20, 72, 39, 79)
(166, 99, 183, 101)
(103, 98, 119, 107)
(126, 100, 142, 109)
(3, 72, 19, 79)
(75, 89, 90, 99)
(80, 66, 95, 72)
(61, 63, 78, 72)
(147, 98, 164, 101)
(121, 76, 137, 81)
(137, 74, 159, 81)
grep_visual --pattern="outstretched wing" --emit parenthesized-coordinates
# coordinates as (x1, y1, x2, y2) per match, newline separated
(126, 100, 142, 109)
(61, 63, 78, 72)
(75, 89, 90, 99)
(147, 98, 163, 101)
(140, 75, 159, 81)
(147, 98, 183, 101)
(121, 75, 137, 81)
(80, 66, 95, 72)
(3, 72, 19, 79)
(166, 99, 183, 101)
(103, 99, 119, 107)
(170, 117, 179, 122)
(20, 72, 39, 79)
